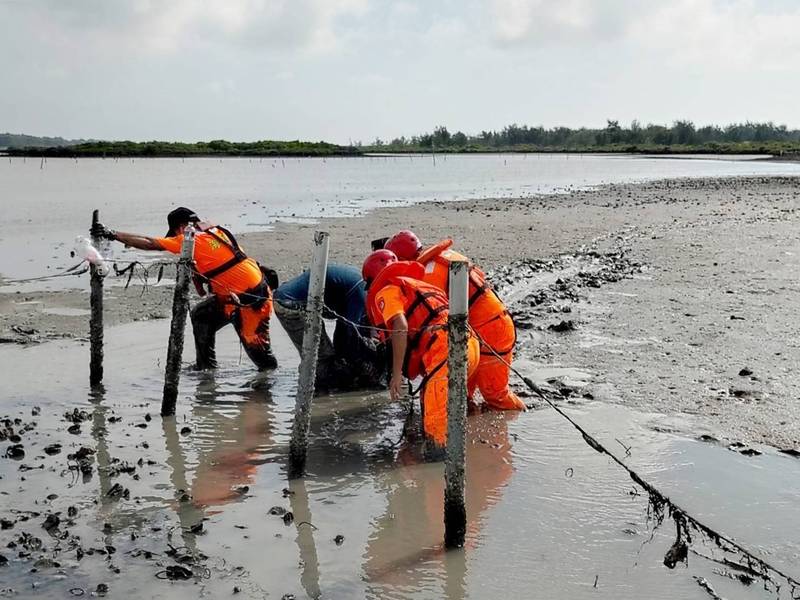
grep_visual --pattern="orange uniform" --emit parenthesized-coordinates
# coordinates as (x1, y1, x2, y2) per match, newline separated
(155, 227, 275, 370)
(416, 240, 525, 411)
(366, 261, 479, 446)
(155, 229, 263, 298)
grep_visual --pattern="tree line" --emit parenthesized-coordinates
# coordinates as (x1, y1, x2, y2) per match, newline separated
(366, 121, 800, 154)
(6, 139, 362, 157)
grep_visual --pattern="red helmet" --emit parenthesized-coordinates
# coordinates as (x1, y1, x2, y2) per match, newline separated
(362, 249, 397, 283)
(385, 230, 422, 261)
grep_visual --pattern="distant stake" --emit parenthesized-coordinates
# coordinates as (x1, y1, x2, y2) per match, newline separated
(89, 209, 104, 386)
(288, 231, 330, 478)
(444, 260, 469, 549)
(161, 225, 196, 416)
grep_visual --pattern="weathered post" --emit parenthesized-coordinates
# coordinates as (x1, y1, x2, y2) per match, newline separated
(89, 209, 104, 386)
(444, 260, 469, 548)
(161, 225, 196, 416)
(288, 231, 330, 477)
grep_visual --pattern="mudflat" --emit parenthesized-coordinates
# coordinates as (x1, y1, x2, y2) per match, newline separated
(3, 175, 799, 450)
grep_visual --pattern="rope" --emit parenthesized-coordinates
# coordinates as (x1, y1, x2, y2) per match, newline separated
(1, 258, 178, 288)
(468, 325, 800, 595)
(268, 288, 800, 593)
(2, 261, 89, 284)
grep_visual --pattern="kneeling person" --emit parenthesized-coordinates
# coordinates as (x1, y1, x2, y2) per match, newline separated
(273, 264, 386, 392)
(362, 249, 480, 448)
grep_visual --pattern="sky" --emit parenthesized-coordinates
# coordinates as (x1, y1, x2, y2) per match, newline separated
(2, 0, 800, 144)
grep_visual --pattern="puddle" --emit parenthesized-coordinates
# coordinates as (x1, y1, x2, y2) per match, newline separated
(1, 319, 799, 598)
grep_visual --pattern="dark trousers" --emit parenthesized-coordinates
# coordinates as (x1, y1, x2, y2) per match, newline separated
(191, 295, 277, 371)
(273, 300, 386, 392)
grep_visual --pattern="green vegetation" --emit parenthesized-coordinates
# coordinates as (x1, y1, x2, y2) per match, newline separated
(7, 121, 800, 158)
(7, 139, 361, 157)
(0, 132, 90, 149)
(364, 121, 800, 156)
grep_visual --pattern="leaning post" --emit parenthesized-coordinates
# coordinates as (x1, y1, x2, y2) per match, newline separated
(89, 209, 104, 386)
(288, 231, 330, 478)
(444, 260, 469, 548)
(161, 225, 196, 416)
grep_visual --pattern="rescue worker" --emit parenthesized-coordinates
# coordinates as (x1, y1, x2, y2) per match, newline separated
(273, 264, 386, 393)
(92, 207, 277, 371)
(383, 230, 525, 412)
(362, 249, 480, 448)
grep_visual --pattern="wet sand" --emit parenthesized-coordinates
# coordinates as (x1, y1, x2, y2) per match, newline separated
(2, 175, 800, 452)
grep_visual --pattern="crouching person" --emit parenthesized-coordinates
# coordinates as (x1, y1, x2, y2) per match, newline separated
(384, 230, 525, 412)
(92, 207, 277, 371)
(362, 250, 480, 451)
(273, 264, 386, 393)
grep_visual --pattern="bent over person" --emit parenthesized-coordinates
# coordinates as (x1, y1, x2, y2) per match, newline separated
(273, 264, 386, 393)
(384, 230, 525, 412)
(362, 249, 480, 449)
(92, 207, 277, 371)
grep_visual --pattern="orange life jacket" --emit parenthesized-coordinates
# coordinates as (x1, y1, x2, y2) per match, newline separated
(366, 261, 449, 379)
(417, 239, 495, 307)
(418, 239, 515, 353)
(190, 224, 272, 307)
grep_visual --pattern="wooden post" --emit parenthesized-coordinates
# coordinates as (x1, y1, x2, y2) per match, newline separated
(89, 209, 104, 386)
(288, 231, 330, 478)
(161, 225, 196, 416)
(444, 260, 469, 549)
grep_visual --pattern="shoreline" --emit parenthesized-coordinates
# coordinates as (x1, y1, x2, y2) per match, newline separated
(2, 175, 800, 451)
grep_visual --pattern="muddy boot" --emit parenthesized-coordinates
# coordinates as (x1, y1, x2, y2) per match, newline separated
(237, 314, 278, 370)
(247, 344, 278, 371)
(312, 356, 339, 394)
(191, 296, 228, 370)
(422, 439, 446, 463)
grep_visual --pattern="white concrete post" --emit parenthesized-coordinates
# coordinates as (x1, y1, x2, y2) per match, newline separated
(288, 231, 330, 477)
(444, 260, 469, 548)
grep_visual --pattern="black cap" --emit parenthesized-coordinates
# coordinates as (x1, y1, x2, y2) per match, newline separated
(166, 207, 199, 237)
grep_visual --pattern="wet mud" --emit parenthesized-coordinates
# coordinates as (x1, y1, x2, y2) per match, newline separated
(3, 175, 800, 597)
(2, 314, 800, 597)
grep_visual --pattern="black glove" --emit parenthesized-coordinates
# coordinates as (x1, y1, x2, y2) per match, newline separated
(91, 222, 117, 241)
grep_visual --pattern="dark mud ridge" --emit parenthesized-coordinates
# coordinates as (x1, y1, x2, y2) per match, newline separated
(491, 246, 643, 333)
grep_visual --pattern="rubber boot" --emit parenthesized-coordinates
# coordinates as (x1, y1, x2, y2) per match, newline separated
(191, 296, 229, 370)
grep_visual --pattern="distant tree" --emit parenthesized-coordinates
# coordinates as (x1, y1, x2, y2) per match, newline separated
(451, 131, 468, 146)
(432, 126, 451, 147)
(672, 120, 696, 144)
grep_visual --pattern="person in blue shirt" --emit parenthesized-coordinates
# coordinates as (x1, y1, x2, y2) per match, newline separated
(273, 264, 386, 393)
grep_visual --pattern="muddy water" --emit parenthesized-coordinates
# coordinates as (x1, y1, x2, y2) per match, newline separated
(1, 319, 799, 598)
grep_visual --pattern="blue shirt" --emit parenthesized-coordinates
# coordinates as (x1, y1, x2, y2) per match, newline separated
(273, 264, 366, 325)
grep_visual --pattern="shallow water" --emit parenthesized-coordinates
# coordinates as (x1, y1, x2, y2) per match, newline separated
(1, 317, 799, 598)
(3, 153, 800, 287)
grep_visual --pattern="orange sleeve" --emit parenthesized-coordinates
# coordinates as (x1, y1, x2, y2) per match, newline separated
(374, 286, 406, 324)
(153, 235, 183, 254)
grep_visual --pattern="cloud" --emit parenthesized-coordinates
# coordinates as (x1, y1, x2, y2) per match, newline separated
(488, 0, 800, 69)
(489, 0, 642, 46)
(6, 0, 370, 55)
(631, 0, 800, 70)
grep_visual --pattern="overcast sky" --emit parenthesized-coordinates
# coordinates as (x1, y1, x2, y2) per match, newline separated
(2, 0, 799, 144)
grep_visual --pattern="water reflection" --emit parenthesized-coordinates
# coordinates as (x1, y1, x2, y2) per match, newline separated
(363, 411, 518, 600)
(287, 478, 322, 600)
